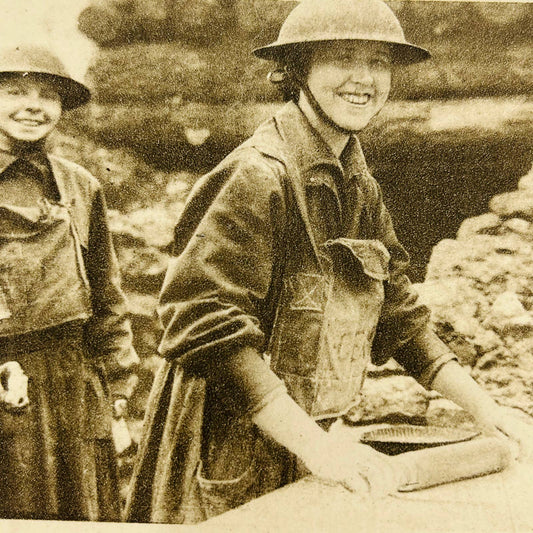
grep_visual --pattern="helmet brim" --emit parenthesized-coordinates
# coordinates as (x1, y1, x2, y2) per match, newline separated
(0, 70, 91, 110)
(253, 39, 431, 65)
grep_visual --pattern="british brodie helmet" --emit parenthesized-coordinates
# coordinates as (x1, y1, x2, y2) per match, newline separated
(0, 45, 91, 110)
(253, 0, 430, 65)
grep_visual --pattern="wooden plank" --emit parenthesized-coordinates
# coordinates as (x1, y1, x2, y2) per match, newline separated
(201, 463, 533, 532)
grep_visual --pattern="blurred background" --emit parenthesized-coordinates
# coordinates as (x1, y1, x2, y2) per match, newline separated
(1, 0, 531, 502)
(33, 0, 532, 280)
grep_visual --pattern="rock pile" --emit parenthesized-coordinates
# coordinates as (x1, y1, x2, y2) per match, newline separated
(358, 164, 533, 426)
(418, 165, 533, 418)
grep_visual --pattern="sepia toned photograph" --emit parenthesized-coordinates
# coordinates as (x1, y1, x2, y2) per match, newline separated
(0, 0, 532, 531)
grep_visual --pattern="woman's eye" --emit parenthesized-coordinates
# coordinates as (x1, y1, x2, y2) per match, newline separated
(6, 87, 23, 95)
(41, 90, 59, 101)
(372, 58, 391, 68)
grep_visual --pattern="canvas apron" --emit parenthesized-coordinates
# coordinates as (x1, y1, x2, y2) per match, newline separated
(190, 237, 390, 522)
(0, 199, 116, 520)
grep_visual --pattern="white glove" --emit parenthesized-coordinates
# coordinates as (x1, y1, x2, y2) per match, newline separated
(494, 406, 533, 463)
(113, 397, 128, 419)
(0, 361, 29, 410)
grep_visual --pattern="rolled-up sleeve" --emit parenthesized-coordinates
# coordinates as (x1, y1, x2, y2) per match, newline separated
(393, 328, 458, 388)
(158, 149, 287, 407)
(368, 179, 457, 385)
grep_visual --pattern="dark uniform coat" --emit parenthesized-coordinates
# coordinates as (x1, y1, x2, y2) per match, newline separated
(0, 151, 138, 520)
(126, 102, 455, 523)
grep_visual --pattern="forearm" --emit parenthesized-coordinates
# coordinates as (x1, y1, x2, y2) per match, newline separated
(431, 360, 503, 430)
(86, 188, 139, 380)
(252, 392, 398, 495)
(251, 393, 329, 469)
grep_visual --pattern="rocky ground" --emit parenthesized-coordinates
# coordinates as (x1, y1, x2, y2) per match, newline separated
(359, 164, 533, 432)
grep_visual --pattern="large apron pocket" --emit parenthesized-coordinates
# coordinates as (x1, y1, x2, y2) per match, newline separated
(322, 238, 390, 281)
(0, 201, 92, 336)
(269, 239, 390, 419)
(195, 458, 258, 520)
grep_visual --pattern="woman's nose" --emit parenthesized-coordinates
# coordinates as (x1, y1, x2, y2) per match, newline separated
(348, 64, 373, 85)
(23, 90, 43, 111)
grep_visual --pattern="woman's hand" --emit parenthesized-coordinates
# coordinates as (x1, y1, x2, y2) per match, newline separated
(304, 422, 399, 498)
(430, 360, 533, 463)
(494, 407, 533, 463)
(252, 393, 399, 497)
(112, 397, 128, 419)
(0, 361, 29, 411)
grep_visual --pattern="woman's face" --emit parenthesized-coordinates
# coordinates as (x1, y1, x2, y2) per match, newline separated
(0, 74, 62, 150)
(305, 40, 392, 132)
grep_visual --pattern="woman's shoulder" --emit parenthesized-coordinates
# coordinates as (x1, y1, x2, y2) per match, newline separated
(202, 130, 287, 195)
(48, 154, 101, 192)
(229, 142, 286, 178)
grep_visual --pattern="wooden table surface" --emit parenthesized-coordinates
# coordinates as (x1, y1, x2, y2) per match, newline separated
(4, 423, 529, 533)
(0, 461, 530, 532)
(201, 421, 533, 533)
(201, 462, 533, 532)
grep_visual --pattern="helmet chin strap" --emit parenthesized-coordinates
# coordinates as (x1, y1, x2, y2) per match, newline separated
(290, 69, 355, 136)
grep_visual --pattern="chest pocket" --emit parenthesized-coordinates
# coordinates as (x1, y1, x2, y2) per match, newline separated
(268, 238, 389, 419)
(0, 201, 92, 336)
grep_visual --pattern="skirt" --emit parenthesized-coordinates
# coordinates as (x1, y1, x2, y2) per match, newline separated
(125, 359, 302, 524)
(0, 322, 121, 521)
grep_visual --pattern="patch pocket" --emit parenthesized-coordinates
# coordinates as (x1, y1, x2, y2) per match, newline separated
(270, 273, 329, 377)
(196, 459, 257, 520)
(286, 273, 329, 311)
(322, 238, 390, 281)
(321, 238, 389, 331)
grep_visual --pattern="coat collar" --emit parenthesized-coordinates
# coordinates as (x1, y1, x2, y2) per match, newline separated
(275, 101, 339, 177)
(268, 102, 371, 188)
(248, 102, 373, 267)
(0, 147, 57, 193)
(0, 150, 17, 174)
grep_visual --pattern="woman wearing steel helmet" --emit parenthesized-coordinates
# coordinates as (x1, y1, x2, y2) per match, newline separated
(126, 0, 533, 523)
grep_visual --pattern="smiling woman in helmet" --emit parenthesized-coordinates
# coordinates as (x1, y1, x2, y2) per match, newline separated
(126, 0, 533, 524)
(0, 44, 138, 521)
(303, 41, 393, 132)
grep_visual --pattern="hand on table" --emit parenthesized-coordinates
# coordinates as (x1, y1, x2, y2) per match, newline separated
(494, 407, 533, 463)
(305, 421, 399, 498)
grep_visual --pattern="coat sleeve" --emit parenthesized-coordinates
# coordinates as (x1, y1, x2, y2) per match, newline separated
(367, 177, 457, 387)
(84, 184, 139, 398)
(158, 149, 287, 409)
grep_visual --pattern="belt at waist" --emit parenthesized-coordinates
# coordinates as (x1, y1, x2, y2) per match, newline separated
(0, 320, 85, 354)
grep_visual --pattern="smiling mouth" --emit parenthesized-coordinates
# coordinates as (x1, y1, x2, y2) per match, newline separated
(339, 93, 371, 105)
(15, 119, 47, 127)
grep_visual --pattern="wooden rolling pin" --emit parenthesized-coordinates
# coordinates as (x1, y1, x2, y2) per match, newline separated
(392, 437, 512, 492)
